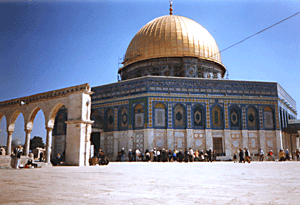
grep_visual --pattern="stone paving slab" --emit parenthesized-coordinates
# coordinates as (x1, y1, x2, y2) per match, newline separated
(1, 161, 300, 204)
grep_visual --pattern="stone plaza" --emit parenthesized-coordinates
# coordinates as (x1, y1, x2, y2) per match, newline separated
(1, 161, 300, 204)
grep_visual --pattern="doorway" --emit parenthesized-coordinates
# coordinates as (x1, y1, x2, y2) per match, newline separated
(213, 137, 223, 156)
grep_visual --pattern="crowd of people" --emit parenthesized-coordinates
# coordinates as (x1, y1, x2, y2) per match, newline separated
(116, 147, 300, 163)
(116, 148, 218, 162)
(233, 148, 300, 163)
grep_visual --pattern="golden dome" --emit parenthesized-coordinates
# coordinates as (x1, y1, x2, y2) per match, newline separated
(121, 15, 224, 70)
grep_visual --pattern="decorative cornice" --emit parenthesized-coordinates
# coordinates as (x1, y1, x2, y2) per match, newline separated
(0, 83, 91, 109)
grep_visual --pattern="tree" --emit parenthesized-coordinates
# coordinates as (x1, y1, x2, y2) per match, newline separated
(30, 136, 45, 150)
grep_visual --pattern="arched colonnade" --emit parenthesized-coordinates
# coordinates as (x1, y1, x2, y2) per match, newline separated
(0, 84, 93, 166)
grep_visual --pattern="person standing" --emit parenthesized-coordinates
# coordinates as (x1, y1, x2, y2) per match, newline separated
(233, 152, 237, 163)
(120, 148, 125, 162)
(259, 149, 264, 161)
(239, 148, 244, 163)
(13, 145, 22, 169)
(208, 148, 212, 162)
(188, 148, 194, 162)
(244, 148, 250, 163)
(285, 149, 290, 161)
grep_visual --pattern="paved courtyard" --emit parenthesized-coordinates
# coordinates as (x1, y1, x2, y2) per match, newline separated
(1, 161, 300, 204)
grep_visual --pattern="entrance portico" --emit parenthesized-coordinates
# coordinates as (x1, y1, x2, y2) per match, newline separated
(0, 83, 93, 166)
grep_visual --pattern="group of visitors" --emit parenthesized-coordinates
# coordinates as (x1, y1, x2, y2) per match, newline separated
(117, 148, 217, 162)
(233, 148, 251, 163)
(233, 148, 300, 163)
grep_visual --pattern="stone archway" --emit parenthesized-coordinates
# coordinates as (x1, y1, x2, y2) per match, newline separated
(0, 83, 93, 166)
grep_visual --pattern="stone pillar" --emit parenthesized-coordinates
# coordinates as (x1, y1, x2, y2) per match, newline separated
(45, 127, 53, 165)
(259, 130, 266, 153)
(224, 130, 231, 159)
(296, 131, 300, 150)
(276, 130, 283, 155)
(205, 129, 212, 149)
(186, 129, 193, 149)
(167, 129, 174, 151)
(24, 129, 32, 156)
(128, 130, 134, 150)
(145, 129, 154, 149)
(65, 120, 93, 166)
(6, 131, 13, 156)
(113, 132, 119, 160)
(242, 130, 248, 149)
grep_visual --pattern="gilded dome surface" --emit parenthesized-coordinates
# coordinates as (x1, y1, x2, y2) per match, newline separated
(122, 15, 224, 69)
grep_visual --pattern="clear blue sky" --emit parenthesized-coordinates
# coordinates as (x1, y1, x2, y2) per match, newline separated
(0, 0, 299, 146)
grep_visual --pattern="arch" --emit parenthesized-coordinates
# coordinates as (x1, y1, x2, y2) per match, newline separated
(211, 105, 223, 129)
(11, 112, 25, 148)
(48, 103, 65, 128)
(174, 103, 186, 128)
(8, 110, 23, 132)
(91, 109, 104, 129)
(0, 112, 4, 122)
(26, 107, 46, 131)
(0, 114, 7, 147)
(154, 102, 167, 128)
(193, 104, 205, 128)
(264, 106, 275, 130)
(118, 106, 128, 130)
(134, 104, 144, 129)
(247, 106, 258, 130)
(229, 105, 241, 130)
(105, 107, 114, 131)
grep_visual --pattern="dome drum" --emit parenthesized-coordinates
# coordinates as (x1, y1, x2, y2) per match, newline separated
(119, 57, 225, 80)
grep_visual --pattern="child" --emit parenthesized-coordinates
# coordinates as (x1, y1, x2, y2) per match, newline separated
(233, 152, 237, 163)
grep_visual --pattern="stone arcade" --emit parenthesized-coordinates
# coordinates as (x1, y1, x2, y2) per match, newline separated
(0, 13, 299, 166)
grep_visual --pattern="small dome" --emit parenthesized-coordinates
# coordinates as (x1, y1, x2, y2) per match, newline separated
(120, 15, 225, 74)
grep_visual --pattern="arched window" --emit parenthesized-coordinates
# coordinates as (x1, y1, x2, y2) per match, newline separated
(174, 104, 186, 128)
(154, 103, 166, 127)
(264, 106, 274, 129)
(105, 108, 114, 131)
(211, 105, 223, 129)
(118, 107, 128, 130)
(91, 109, 103, 129)
(247, 106, 258, 130)
(193, 105, 205, 128)
(230, 106, 241, 129)
(134, 104, 144, 129)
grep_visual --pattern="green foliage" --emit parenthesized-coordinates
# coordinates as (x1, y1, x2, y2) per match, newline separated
(30, 136, 45, 150)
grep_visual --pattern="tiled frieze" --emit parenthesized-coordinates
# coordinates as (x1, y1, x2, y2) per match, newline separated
(259, 107, 263, 129)
(242, 107, 246, 129)
(206, 99, 210, 128)
(114, 108, 118, 130)
(187, 105, 191, 128)
(224, 100, 229, 128)
(148, 98, 153, 127)
(168, 103, 172, 128)
(92, 100, 128, 109)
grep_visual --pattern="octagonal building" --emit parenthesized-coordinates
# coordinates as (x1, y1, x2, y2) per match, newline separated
(52, 13, 297, 161)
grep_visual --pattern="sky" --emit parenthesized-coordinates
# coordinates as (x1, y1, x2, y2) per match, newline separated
(0, 0, 299, 146)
